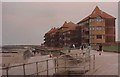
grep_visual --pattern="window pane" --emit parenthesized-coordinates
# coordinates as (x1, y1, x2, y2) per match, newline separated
(96, 35, 102, 39)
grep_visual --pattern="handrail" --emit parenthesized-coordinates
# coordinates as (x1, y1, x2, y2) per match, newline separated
(1, 56, 58, 70)
(2, 52, 95, 76)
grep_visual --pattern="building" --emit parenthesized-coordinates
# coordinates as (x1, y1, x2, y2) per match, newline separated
(58, 21, 80, 48)
(44, 21, 80, 48)
(44, 27, 59, 47)
(44, 6, 116, 48)
(77, 6, 116, 46)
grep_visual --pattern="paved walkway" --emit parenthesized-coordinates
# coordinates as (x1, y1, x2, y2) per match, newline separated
(2, 49, 119, 75)
(60, 49, 119, 75)
(86, 50, 119, 75)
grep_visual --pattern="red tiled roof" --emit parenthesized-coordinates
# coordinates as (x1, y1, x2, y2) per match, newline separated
(59, 21, 77, 32)
(46, 27, 58, 35)
(62, 21, 68, 28)
(78, 6, 116, 23)
(67, 21, 77, 31)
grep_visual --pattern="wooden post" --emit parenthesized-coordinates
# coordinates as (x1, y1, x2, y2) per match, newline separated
(23, 64, 26, 77)
(93, 55, 95, 70)
(54, 59, 57, 73)
(89, 55, 91, 71)
(36, 62, 39, 77)
(6, 67, 9, 77)
(56, 57, 59, 72)
(83, 56, 86, 74)
(46, 60, 49, 76)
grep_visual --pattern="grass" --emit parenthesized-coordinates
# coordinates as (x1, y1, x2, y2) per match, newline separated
(103, 45, 120, 53)
(92, 44, 120, 53)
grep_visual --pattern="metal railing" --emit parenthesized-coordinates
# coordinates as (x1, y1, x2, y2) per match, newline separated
(1, 51, 95, 77)
(55, 54, 96, 74)
(2, 58, 56, 77)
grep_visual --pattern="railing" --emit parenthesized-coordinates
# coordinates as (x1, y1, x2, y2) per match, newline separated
(2, 58, 56, 77)
(1, 51, 95, 77)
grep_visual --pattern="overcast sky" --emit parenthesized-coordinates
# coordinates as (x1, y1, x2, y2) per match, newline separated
(2, 2, 118, 45)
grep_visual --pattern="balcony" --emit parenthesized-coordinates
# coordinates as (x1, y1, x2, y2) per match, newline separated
(90, 21, 105, 26)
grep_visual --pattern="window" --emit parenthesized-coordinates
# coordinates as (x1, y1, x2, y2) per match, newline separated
(67, 38, 70, 40)
(102, 27, 105, 30)
(96, 16, 101, 19)
(89, 19, 92, 22)
(99, 19, 101, 22)
(90, 27, 91, 30)
(96, 27, 102, 30)
(90, 35, 95, 39)
(63, 33, 65, 35)
(96, 16, 103, 22)
(96, 35, 102, 39)
(96, 27, 99, 30)
(82, 30, 85, 32)
(96, 19, 99, 21)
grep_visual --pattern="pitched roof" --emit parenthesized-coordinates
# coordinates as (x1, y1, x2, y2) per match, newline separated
(59, 21, 77, 32)
(46, 27, 58, 35)
(78, 6, 116, 23)
(67, 21, 77, 30)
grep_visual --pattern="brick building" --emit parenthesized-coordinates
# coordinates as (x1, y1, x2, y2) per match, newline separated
(58, 21, 80, 47)
(77, 6, 116, 46)
(44, 27, 59, 47)
(44, 6, 116, 48)
(44, 21, 80, 48)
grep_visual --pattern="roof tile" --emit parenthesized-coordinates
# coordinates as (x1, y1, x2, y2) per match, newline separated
(78, 6, 115, 23)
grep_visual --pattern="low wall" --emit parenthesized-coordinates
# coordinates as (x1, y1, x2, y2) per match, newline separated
(91, 44, 119, 53)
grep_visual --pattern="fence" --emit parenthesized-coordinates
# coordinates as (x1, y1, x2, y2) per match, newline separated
(54, 54, 95, 75)
(1, 51, 95, 77)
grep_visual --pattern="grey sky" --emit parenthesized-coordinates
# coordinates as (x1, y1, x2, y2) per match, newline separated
(2, 2, 118, 45)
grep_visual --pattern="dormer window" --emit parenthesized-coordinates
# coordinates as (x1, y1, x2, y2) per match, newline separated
(96, 16, 101, 19)
(96, 16, 103, 22)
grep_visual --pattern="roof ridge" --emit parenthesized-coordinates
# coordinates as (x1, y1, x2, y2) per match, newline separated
(78, 6, 115, 23)
(91, 6, 101, 14)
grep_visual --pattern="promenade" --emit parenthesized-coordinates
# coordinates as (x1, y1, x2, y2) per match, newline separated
(62, 49, 119, 75)
(86, 50, 119, 75)
(2, 49, 119, 76)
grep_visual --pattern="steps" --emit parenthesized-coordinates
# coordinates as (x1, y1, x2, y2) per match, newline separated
(53, 70, 89, 76)
(68, 70, 89, 75)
